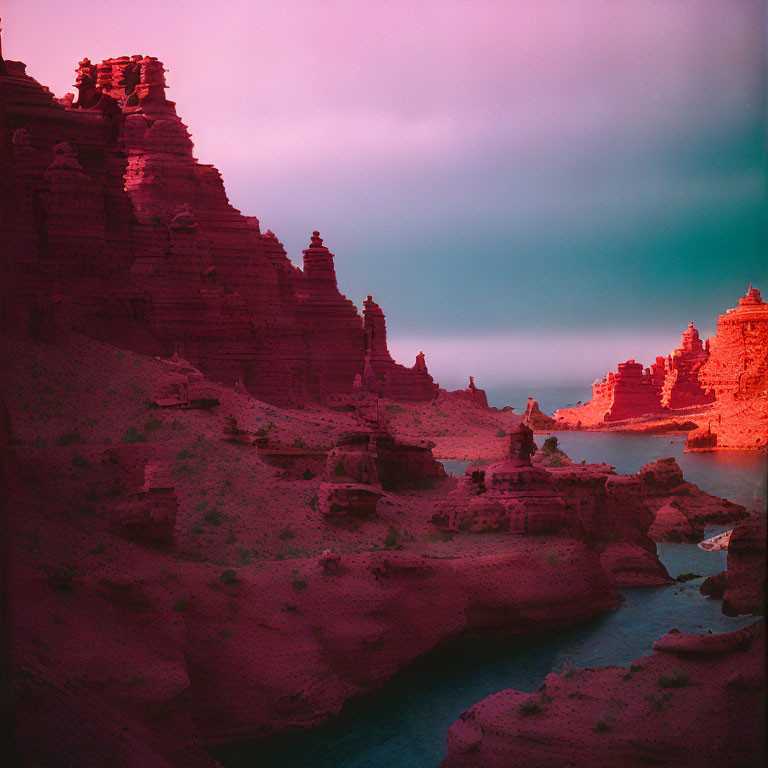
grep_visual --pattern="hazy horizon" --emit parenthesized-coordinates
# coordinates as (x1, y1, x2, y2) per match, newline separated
(4, 0, 766, 388)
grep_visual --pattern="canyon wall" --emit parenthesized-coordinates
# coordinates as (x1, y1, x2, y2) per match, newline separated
(0, 54, 438, 406)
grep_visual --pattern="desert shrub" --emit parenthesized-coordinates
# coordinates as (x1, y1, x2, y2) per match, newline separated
(255, 421, 276, 437)
(302, 469, 315, 480)
(658, 671, 689, 688)
(221, 569, 239, 584)
(58, 429, 83, 447)
(172, 596, 187, 612)
(176, 448, 194, 459)
(278, 526, 295, 541)
(542, 436, 559, 455)
(71, 452, 89, 468)
(383, 526, 401, 549)
(291, 570, 308, 590)
(150, 214, 163, 227)
(675, 573, 701, 583)
(204, 507, 224, 525)
(593, 717, 612, 733)
(333, 461, 347, 477)
(45, 564, 80, 590)
(385, 404, 404, 414)
(308, 494, 318, 510)
(548, 455, 563, 467)
(429, 530, 454, 543)
(519, 700, 543, 716)
(144, 416, 164, 431)
(293, 437, 307, 449)
(121, 426, 146, 443)
(495, 428, 506, 437)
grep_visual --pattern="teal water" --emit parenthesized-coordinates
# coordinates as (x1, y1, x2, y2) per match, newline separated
(486, 385, 591, 413)
(444, 432, 767, 513)
(214, 437, 764, 768)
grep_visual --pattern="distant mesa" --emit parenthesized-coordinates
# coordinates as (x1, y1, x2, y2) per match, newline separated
(552, 290, 768, 453)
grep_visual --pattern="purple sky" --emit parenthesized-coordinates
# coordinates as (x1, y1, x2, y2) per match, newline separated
(4, 0, 766, 387)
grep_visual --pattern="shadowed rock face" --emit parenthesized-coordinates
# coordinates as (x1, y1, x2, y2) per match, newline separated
(442, 621, 766, 768)
(0, 56, 438, 406)
(701, 516, 767, 617)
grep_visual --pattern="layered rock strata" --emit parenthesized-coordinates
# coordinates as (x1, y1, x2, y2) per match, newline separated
(687, 285, 768, 451)
(0, 54, 439, 406)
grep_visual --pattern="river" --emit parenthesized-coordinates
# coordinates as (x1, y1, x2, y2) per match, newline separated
(213, 435, 765, 768)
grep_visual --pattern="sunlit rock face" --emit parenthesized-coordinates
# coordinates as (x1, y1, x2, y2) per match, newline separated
(687, 285, 768, 452)
(660, 322, 714, 409)
(0, 56, 437, 406)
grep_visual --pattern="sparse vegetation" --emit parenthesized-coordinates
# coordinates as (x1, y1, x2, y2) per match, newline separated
(658, 670, 690, 688)
(495, 428, 506, 437)
(593, 717, 613, 733)
(121, 425, 147, 443)
(71, 452, 89, 468)
(144, 416, 164, 431)
(278, 526, 295, 541)
(221, 569, 239, 584)
(519, 700, 544, 716)
(57, 429, 83, 447)
(675, 573, 701, 582)
(383, 526, 401, 549)
(291, 570, 308, 590)
(302, 469, 316, 480)
(172, 597, 188, 612)
(385, 404, 404, 414)
(542, 436, 559, 455)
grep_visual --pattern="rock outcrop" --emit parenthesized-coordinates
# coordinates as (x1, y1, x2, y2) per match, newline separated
(442, 621, 765, 768)
(0, 53, 439, 407)
(445, 377, 489, 408)
(701, 516, 766, 616)
(521, 397, 556, 430)
(661, 322, 715, 409)
(687, 285, 768, 451)
(638, 457, 748, 541)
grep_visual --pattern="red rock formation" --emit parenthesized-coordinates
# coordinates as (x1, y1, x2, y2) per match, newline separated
(638, 457, 747, 541)
(521, 397, 556, 430)
(110, 461, 177, 544)
(446, 376, 489, 408)
(361, 296, 440, 400)
(554, 359, 665, 427)
(661, 322, 714, 409)
(687, 285, 768, 451)
(701, 516, 766, 617)
(0, 53, 439, 406)
(442, 621, 765, 768)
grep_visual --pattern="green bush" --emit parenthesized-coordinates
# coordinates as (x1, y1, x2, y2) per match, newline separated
(278, 526, 295, 541)
(176, 448, 194, 459)
(58, 429, 83, 447)
(172, 596, 187, 612)
(675, 573, 701, 583)
(204, 507, 224, 525)
(71, 452, 89, 468)
(221, 569, 239, 584)
(495, 428, 506, 437)
(383, 526, 401, 549)
(519, 700, 543, 716)
(593, 717, 612, 733)
(385, 404, 404, 414)
(121, 426, 146, 443)
(542, 436, 559, 455)
(144, 416, 164, 431)
(658, 671, 689, 688)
